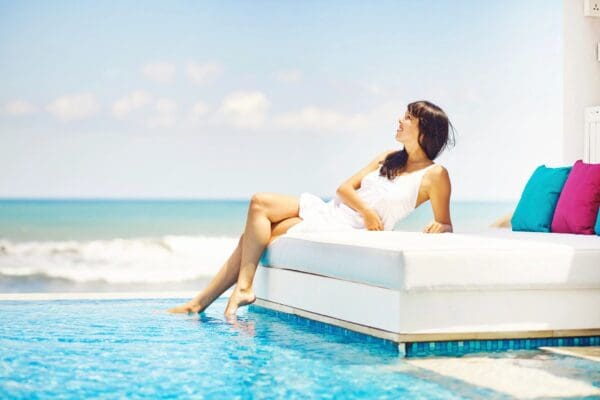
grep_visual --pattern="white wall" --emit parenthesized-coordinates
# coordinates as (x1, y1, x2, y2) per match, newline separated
(563, 0, 600, 163)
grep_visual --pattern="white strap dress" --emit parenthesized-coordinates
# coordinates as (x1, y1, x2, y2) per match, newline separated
(287, 163, 438, 234)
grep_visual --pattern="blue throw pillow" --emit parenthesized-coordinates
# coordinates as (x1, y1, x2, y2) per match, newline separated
(595, 206, 600, 235)
(511, 165, 572, 232)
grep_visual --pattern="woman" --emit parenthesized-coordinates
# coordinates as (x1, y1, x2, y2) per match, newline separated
(169, 100, 456, 317)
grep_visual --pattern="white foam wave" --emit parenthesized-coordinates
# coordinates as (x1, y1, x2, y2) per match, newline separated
(0, 235, 240, 284)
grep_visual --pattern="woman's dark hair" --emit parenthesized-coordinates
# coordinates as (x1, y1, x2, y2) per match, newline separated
(379, 100, 456, 180)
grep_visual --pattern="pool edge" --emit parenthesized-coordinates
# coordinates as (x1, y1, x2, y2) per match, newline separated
(251, 298, 600, 358)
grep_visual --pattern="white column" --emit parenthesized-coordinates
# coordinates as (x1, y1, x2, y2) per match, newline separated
(563, 0, 600, 164)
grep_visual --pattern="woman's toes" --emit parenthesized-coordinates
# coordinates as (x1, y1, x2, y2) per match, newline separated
(224, 288, 256, 316)
(168, 302, 201, 314)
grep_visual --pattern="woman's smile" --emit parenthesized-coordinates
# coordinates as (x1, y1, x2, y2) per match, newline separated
(396, 126, 404, 137)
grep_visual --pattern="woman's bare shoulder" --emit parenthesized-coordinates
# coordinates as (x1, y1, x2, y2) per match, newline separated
(421, 165, 449, 200)
(426, 165, 450, 181)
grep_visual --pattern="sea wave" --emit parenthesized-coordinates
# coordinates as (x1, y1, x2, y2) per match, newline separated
(0, 235, 239, 284)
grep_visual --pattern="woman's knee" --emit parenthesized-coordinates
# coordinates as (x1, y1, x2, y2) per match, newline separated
(249, 192, 263, 205)
(249, 192, 270, 213)
(249, 192, 300, 221)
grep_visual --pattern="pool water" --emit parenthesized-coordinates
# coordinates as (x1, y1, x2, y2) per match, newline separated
(0, 298, 597, 399)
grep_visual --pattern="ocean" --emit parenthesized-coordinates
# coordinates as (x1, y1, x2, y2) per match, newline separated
(0, 199, 515, 293)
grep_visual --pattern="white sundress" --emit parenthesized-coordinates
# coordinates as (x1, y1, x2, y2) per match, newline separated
(287, 163, 438, 234)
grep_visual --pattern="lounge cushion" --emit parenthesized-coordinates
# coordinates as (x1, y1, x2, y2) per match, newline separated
(259, 229, 600, 291)
(511, 165, 571, 232)
(551, 160, 600, 234)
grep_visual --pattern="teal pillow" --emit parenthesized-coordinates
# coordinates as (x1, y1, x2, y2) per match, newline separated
(595, 206, 600, 235)
(511, 165, 572, 232)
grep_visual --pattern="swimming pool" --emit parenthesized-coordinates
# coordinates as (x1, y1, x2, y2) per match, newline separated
(0, 297, 598, 399)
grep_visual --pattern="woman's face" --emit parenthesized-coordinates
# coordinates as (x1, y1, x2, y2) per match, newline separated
(395, 110, 420, 145)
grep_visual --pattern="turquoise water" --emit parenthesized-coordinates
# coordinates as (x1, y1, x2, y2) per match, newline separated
(2, 298, 597, 399)
(0, 199, 516, 293)
(0, 199, 250, 241)
(0, 199, 516, 241)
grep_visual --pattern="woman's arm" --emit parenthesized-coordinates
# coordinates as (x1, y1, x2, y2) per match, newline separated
(336, 150, 395, 229)
(490, 212, 513, 228)
(424, 166, 453, 233)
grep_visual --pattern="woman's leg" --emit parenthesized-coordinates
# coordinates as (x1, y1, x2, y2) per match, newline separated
(224, 192, 301, 316)
(168, 195, 302, 314)
(168, 234, 245, 313)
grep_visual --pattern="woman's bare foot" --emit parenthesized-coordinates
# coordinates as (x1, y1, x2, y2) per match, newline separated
(167, 301, 204, 314)
(224, 286, 256, 316)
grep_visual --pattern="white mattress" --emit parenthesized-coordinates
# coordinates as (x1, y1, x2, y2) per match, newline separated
(258, 228, 600, 291)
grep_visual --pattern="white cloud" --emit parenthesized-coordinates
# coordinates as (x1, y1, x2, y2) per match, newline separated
(189, 101, 209, 120)
(186, 62, 222, 85)
(3, 100, 37, 116)
(142, 62, 176, 84)
(112, 90, 153, 118)
(46, 93, 99, 122)
(273, 106, 352, 131)
(360, 82, 386, 96)
(148, 98, 178, 128)
(276, 69, 302, 83)
(217, 91, 270, 129)
(156, 98, 177, 114)
(271, 101, 405, 134)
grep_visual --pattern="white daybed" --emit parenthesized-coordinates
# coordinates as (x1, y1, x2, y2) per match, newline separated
(255, 228, 600, 354)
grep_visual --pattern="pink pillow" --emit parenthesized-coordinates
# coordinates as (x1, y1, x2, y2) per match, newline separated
(551, 160, 600, 234)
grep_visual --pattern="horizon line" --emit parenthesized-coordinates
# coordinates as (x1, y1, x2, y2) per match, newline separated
(0, 196, 518, 203)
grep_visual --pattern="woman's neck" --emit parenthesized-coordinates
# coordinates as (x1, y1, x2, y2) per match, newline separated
(404, 143, 431, 165)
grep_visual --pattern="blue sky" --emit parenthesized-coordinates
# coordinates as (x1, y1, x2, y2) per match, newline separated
(0, 0, 562, 200)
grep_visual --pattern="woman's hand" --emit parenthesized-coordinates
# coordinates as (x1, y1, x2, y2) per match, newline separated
(423, 221, 453, 233)
(490, 211, 513, 228)
(361, 208, 384, 231)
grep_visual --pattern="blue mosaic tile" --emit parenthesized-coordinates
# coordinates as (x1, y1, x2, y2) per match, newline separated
(249, 304, 599, 358)
(248, 305, 398, 350)
(405, 336, 600, 358)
